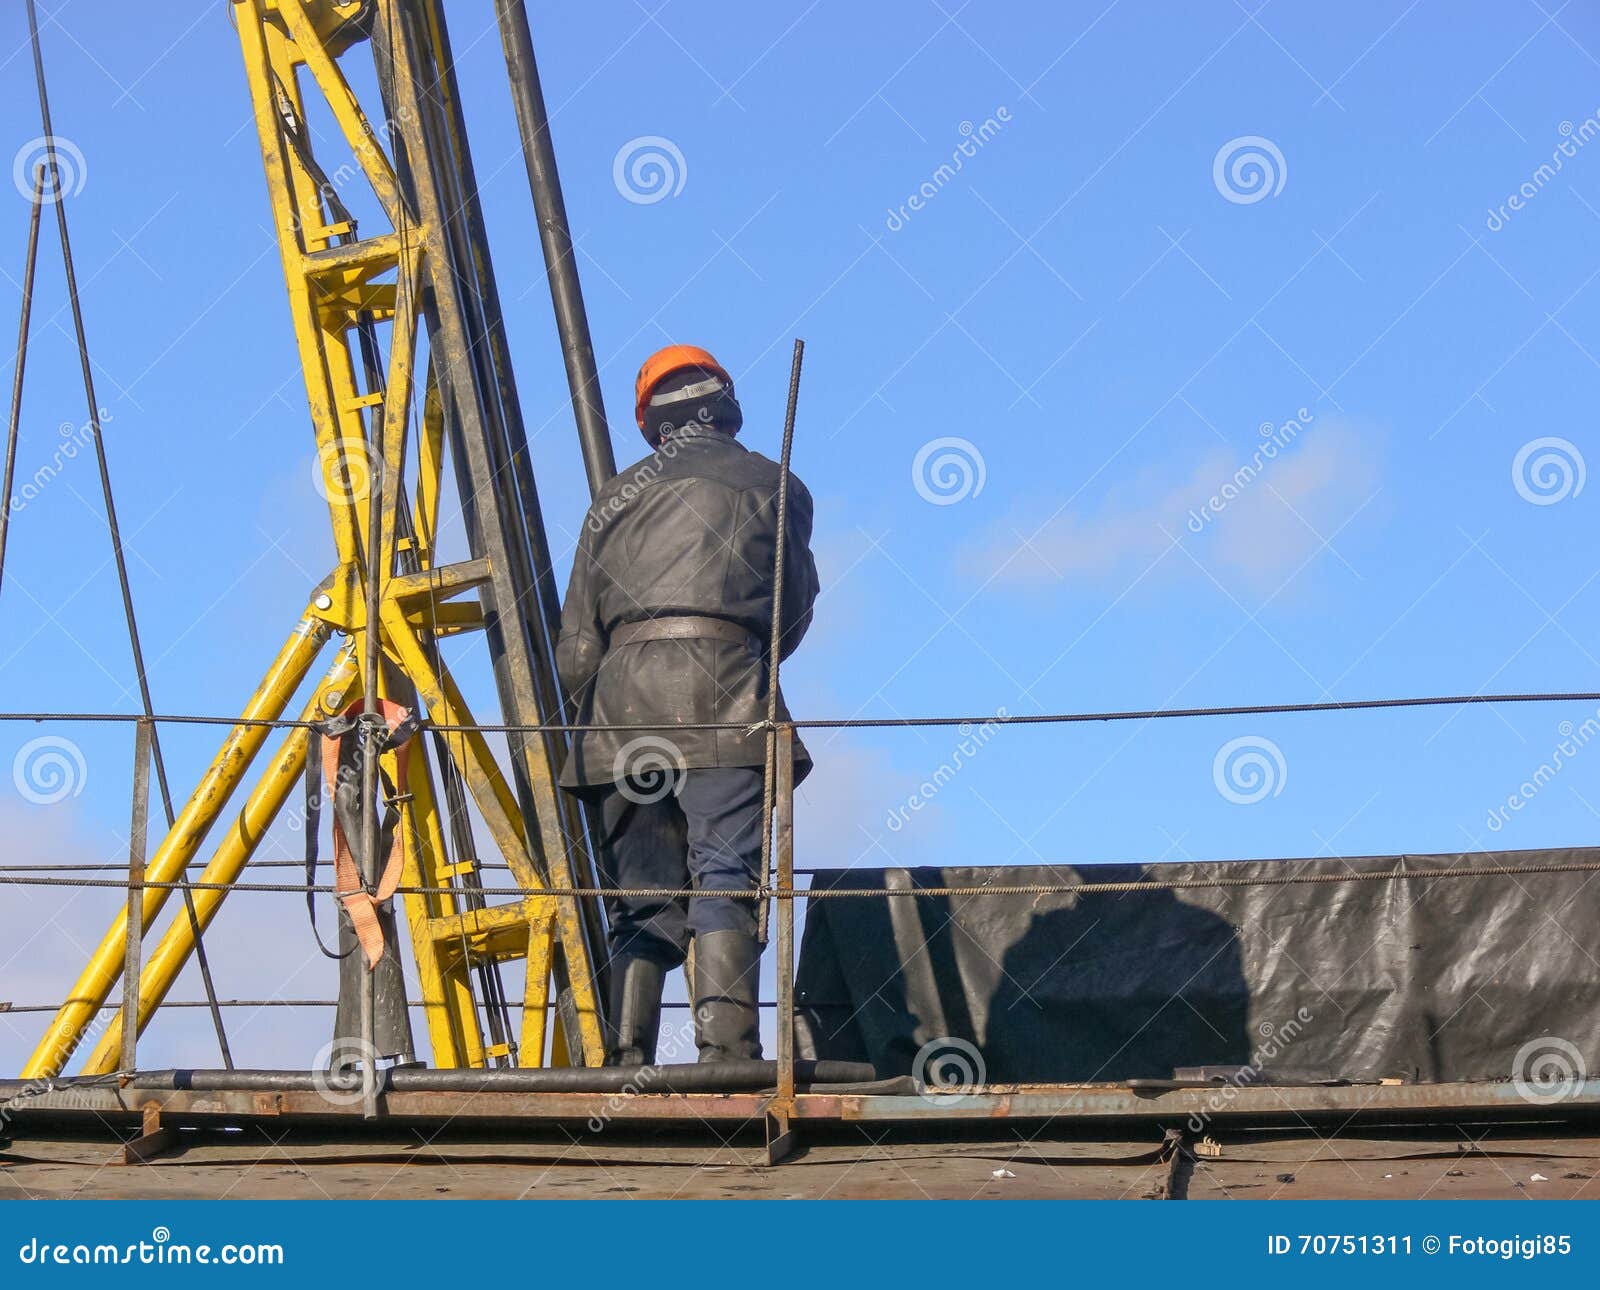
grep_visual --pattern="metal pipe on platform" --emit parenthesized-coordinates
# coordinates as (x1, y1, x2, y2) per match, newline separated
(8, 1077, 1599, 1134)
(493, 0, 616, 497)
(104, 1060, 876, 1095)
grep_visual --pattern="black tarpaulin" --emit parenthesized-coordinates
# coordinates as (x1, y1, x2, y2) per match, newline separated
(792, 848, 1600, 1083)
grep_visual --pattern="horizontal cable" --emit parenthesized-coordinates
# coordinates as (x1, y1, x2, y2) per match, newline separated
(0, 999, 813, 1013)
(3, 858, 1598, 900)
(0, 860, 508, 873)
(0, 691, 1598, 734)
(0, 1000, 338, 1012)
(0, 870, 838, 877)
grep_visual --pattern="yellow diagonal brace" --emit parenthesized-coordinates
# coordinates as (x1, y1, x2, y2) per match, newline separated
(83, 647, 360, 1075)
(273, 0, 403, 222)
(23, 612, 330, 1079)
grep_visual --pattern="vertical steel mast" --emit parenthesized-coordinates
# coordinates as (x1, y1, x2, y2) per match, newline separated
(364, 0, 609, 1053)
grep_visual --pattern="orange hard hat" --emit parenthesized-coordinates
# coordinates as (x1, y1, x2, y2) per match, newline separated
(634, 344, 733, 432)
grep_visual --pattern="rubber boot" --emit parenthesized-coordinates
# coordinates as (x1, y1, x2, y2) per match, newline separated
(605, 953, 666, 1066)
(693, 929, 763, 1062)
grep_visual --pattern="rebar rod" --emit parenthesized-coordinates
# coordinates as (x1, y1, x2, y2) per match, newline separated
(24, 0, 232, 1068)
(775, 724, 797, 1105)
(119, 720, 151, 1073)
(5, 858, 1599, 899)
(3, 689, 1597, 733)
(757, 340, 805, 943)
(0, 166, 45, 596)
(1, 999, 800, 1012)
(357, 303, 387, 1127)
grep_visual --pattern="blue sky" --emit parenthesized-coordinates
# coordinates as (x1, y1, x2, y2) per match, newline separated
(4, 0, 1600, 1071)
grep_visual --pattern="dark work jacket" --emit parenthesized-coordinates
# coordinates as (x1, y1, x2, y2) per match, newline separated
(556, 424, 819, 789)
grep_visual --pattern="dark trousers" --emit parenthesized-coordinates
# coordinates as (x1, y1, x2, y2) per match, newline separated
(590, 766, 765, 966)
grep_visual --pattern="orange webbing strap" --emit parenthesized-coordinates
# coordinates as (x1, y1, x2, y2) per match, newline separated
(321, 698, 416, 969)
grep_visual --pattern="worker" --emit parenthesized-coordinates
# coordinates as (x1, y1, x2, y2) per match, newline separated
(557, 344, 819, 1066)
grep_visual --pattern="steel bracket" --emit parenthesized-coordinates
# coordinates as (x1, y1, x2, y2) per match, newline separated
(119, 1101, 177, 1166)
(764, 1107, 799, 1166)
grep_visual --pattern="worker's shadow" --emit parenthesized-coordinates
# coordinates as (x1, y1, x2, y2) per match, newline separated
(813, 867, 1251, 1083)
(984, 872, 1251, 1081)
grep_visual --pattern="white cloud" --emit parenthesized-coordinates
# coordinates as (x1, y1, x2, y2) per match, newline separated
(0, 802, 131, 1076)
(0, 797, 347, 1076)
(964, 420, 1379, 591)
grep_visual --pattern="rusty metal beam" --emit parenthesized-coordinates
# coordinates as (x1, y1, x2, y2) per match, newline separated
(7, 1079, 1600, 1138)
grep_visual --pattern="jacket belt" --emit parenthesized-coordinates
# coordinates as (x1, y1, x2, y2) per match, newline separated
(609, 615, 758, 651)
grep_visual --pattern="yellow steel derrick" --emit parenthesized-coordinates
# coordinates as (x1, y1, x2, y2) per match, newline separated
(22, 0, 605, 1080)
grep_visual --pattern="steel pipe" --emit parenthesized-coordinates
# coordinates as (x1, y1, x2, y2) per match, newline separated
(102, 1060, 877, 1095)
(493, 0, 616, 496)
